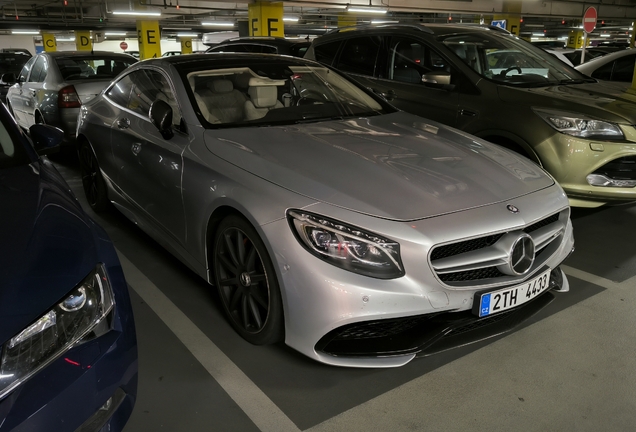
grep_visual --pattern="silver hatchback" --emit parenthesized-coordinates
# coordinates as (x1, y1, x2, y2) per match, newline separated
(77, 54, 575, 367)
(5, 51, 136, 146)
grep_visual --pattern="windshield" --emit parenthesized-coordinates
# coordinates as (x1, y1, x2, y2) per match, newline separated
(442, 31, 594, 87)
(182, 62, 389, 127)
(55, 56, 136, 80)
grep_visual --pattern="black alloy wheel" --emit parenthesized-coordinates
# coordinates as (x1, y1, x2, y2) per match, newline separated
(78, 140, 110, 212)
(213, 215, 284, 345)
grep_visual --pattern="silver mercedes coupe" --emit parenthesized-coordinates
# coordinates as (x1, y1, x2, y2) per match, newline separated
(76, 54, 574, 368)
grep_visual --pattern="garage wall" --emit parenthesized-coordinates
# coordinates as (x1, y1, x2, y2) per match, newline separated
(0, 35, 37, 56)
(55, 38, 208, 54)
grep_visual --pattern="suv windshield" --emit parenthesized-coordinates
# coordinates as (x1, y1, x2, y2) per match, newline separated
(182, 61, 389, 127)
(442, 31, 594, 87)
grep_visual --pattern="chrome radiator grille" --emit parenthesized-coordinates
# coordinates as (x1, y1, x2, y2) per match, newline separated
(429, 212, 565, 286)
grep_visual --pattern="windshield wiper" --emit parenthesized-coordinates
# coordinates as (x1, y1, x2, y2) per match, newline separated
(558, 78, 596, 85)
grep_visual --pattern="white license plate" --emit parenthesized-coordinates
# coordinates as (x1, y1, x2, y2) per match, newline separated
(475, 268, 551, 317)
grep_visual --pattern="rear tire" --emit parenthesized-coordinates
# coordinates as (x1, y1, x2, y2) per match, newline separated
(212, 215, 284, 345)
(78, 139, 110, 212)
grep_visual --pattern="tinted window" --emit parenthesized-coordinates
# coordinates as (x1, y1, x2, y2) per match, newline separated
(313, 41, 340, 65)
(129, 70, 182, 126)
(211, 44, 249, 53)
(388, 37, 450, 84)
(29, 56, 46, 82)
(289, 43, 311, 58)
(18, 57, 35, 82)
(0, 54, 29, 75)
(335, 37, 381, 76)
(55, 56, 136, 80)
(106, 74, 134, 107)
(591, 61, 614, 80)
(609, 54, 636, 82)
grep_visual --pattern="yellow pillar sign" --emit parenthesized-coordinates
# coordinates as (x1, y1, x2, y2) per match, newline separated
(338, 14, 356, 28)
(180, 37, 193, 54)
(137, 20, 161, 59)
(75, 31, 92, 51)
(42, 33, 57, 52)
(494, 1, 522, 36)
(248, 2, 284, 37)
(567, 30, 584, 49)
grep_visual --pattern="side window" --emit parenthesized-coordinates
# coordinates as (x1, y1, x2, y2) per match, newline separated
(29, 56, 46, 83)
(313, 41, 341, 65)
(609, 54, 636, 82)
(388, 37, 452, 84)
(335, 37, 381, 76)
(591, 61, 614, 80)
(128, 69, 182, 127)
(18, 57, 35, 82)
(106, 74, 134, 107)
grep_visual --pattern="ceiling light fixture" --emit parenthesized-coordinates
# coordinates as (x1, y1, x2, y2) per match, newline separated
(201, 22, 235, 27)
(105, 32, 127, 36)
(600, 34, 611, 37)
(372, 20, 398, 24)
(112, 10, 161, 17)
(283, 16, 299, 22)
(177, 33, 199, 37)
(532, 33, 546, 37)
(164, 27, 192, 30)
(12, 30, 40, 35)
(57, 37, 76, 41)
(346, 5, 388, 14)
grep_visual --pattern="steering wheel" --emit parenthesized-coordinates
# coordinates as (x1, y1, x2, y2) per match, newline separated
(500, 66, 522, 77)
(296, 89, 327, 106)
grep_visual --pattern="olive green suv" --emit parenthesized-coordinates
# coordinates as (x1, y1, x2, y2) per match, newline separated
(305, 24, 636, 207)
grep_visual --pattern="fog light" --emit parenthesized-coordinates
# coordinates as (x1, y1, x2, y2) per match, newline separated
(586, 174, 636, 188)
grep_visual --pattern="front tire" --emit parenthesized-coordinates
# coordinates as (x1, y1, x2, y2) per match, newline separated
(78, 139, 110, 212)
(212, 215, 284, 345)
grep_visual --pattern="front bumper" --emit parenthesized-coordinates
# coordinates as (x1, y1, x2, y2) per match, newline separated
(262, 184, 574, 368)
(0, 261, 138, 431)
(535, 128, 636, 207)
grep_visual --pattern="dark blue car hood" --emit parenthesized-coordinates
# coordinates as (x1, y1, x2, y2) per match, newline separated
(0, 161, 98, 345)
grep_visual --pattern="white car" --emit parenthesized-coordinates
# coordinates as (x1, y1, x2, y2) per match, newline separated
(576, 49, 636, 85)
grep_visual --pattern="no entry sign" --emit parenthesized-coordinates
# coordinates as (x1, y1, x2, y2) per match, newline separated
(120, 41, 128, 50)
(583, 7, 597, 33)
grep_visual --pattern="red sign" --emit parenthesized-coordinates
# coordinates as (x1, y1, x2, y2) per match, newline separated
(120, 41, 128, 50)
(583, 7, 597, 33)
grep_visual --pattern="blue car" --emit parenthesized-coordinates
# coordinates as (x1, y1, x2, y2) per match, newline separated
(0, 105, 137, 430)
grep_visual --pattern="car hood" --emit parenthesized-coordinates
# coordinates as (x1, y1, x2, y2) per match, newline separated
(0, 162, 98, 345)
(203, 112, 554, 221)
(498, 81, 636, 124)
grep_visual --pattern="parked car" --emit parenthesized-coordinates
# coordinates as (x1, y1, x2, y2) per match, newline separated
(4, 51, 136, 147)
(0, 103, 137, 429)
(575, 48, 636, 84)
(544, 49, 574, 67)
(0, 52, 30, 102)
(305, 24, 636, 207)
(76, 53, 574, 368)
(206, 36, 311, 57)
(0, 48, 32, 57)
(162, 51, 181, 56)
(124, 50, 140, 59)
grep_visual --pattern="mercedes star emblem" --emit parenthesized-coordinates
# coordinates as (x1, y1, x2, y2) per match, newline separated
(507, 204, 519, 214)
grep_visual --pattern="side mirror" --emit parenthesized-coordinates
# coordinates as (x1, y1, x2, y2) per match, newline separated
(1, 73, 16, 85)
(29, 124, 63, 156)
(149, 100, 174, 139)
(422, 71, 454, 90)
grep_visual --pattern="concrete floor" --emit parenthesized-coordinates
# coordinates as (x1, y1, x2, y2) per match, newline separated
(52, 154, 636, 432)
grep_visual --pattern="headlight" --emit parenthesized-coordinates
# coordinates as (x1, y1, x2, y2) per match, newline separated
(288, 210, 404, 279)
(0, 264, 114, 400)
(533, 108, 624, 140)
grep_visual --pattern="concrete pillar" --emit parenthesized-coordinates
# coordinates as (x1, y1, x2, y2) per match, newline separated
(248, 2, 284, 37)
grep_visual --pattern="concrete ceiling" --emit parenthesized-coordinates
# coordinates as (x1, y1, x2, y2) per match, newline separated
(0, 0, 634, 40)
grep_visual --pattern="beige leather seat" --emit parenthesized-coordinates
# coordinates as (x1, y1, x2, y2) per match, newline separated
(196, 79, 246, 124)
(244, 77, 283, 121)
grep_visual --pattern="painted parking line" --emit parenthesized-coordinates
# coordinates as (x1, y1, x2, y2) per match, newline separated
(116, 250, 301, 432)
(561, 265, 626, 290)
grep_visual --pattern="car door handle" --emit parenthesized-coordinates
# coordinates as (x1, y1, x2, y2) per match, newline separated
(459, 109, 477, 117)
(117, 118, 130, 129)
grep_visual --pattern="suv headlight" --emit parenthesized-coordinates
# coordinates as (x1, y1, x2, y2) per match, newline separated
(533, 108, 624, 140)
(288, 210, 404, 279)
(0, 264, 114, 400)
